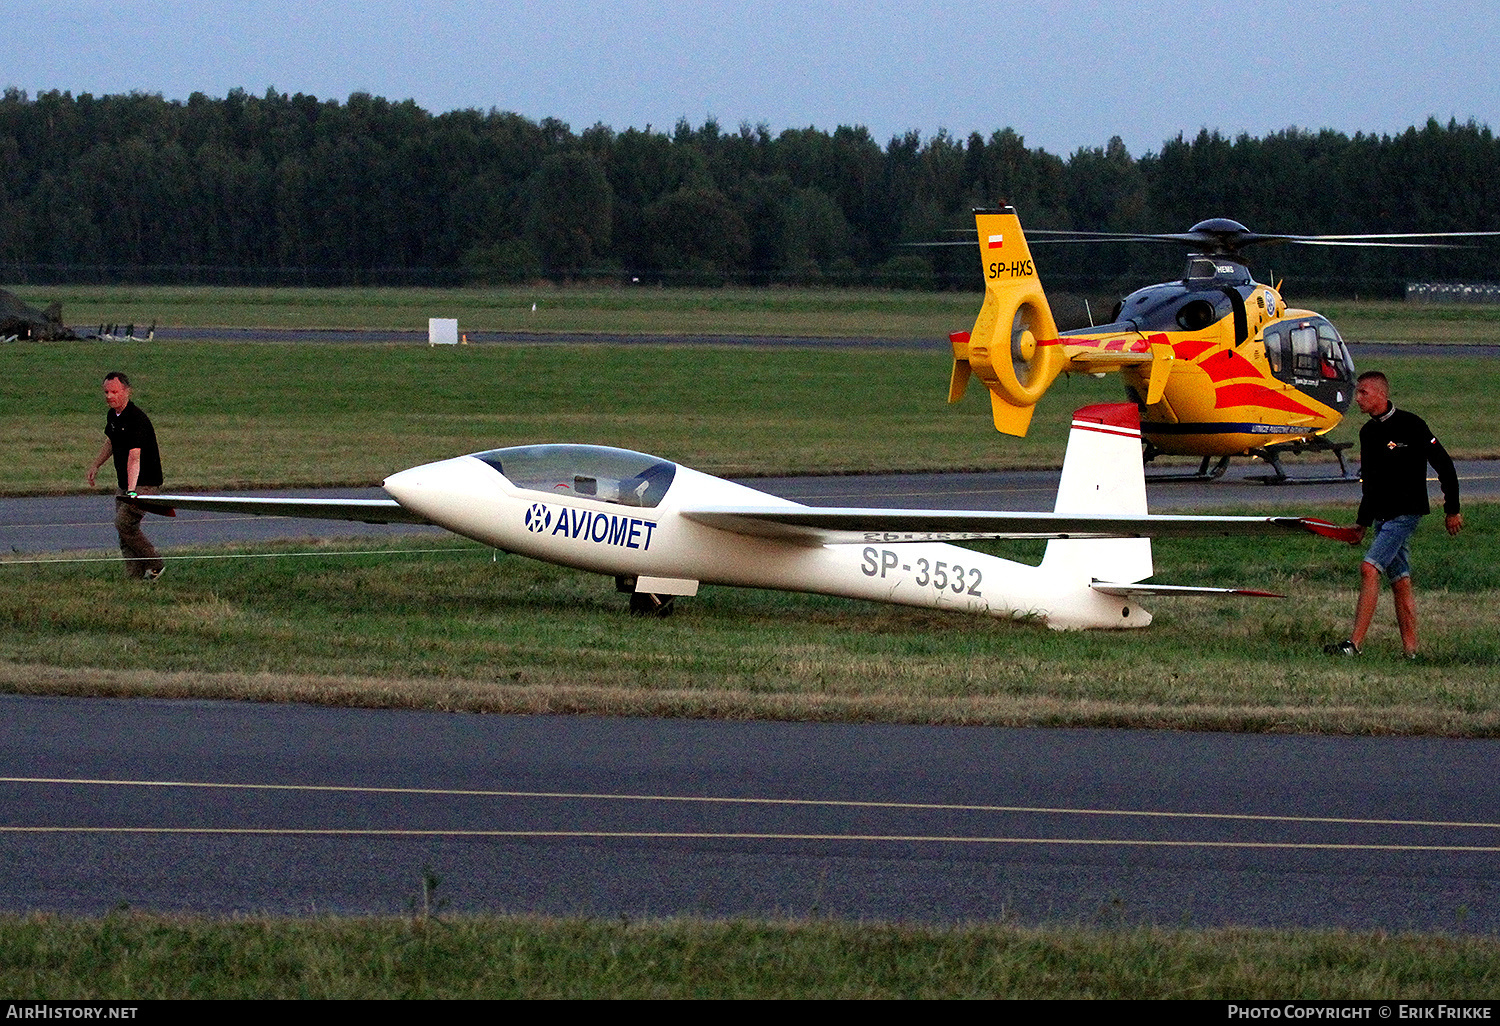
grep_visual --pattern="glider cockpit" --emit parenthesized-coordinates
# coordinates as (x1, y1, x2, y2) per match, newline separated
(473, 444, 678, 509)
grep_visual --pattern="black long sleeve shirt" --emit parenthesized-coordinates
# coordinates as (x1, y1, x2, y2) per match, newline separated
(1356, 405, 1460, 526)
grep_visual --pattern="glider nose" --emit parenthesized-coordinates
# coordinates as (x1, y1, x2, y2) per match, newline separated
(383, 456, 505, 526)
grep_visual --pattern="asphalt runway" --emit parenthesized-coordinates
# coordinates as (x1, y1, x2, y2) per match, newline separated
(3, 694, 1498, 927)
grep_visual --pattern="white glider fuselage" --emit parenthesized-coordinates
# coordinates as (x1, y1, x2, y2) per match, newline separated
(382, 454, 1145, 628)
(138, 404, 1321, 629)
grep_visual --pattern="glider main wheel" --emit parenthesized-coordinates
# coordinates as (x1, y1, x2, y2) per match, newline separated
(629, 592, 676, 617)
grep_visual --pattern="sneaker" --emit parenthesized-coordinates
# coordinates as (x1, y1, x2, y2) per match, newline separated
(1323, 639, 1360, 656)
(143, 567, 164, 582)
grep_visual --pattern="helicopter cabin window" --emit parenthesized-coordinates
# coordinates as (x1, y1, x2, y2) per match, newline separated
(1264, 326, 1286, 375)
(472, 444, 678, 508)
(1286, 318, 1350, 382)
(1316, 320, 1351, 379)
(1290, 324, 1320, 377)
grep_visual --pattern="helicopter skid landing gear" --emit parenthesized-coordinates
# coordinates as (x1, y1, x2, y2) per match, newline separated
(1143, 437, 1358, 485)
(1145, 454, 1232, 483)
(1243, 437, 1357, 485)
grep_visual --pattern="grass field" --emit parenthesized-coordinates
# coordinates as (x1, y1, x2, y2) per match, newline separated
(1314, 298, 1500, 344)
(4, 339, 1498, 495)
(15, 283, 1500, 342)
(4, 506, 1497, 734)
(8, 288, 1498, 497)
(6, 340, 1113, 493)
(5, 914, 1497, 998)
(14, 284, 987, 338)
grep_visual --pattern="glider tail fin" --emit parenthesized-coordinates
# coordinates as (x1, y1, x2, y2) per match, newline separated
(1041, 403, 1153, 585)
(947, 207, 1064, 437)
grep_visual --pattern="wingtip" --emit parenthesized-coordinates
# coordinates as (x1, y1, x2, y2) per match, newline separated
(126, 497, 178, 518)
(1297, 517, 1364, 544)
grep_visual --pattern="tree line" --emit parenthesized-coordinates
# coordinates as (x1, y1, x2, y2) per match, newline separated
(2, 87, 1497, 295)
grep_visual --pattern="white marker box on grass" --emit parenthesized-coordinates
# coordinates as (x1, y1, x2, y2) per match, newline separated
(428, 318, 459, 345)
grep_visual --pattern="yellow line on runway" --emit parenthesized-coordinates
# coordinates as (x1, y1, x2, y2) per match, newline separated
(1, 824, 1497, 853)
(5, 776, 1498, 832)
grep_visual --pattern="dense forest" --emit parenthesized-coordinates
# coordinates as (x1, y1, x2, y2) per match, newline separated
(2, 87, 1498, 295)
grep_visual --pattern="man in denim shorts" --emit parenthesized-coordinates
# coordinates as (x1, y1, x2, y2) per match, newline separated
(1325, 372, 1462, 658)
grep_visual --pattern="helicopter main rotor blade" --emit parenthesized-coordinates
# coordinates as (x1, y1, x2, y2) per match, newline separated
(1271, 239, 1469, 249)
(1280, 231, 1500, 241)
(915, 222, 1500, 256)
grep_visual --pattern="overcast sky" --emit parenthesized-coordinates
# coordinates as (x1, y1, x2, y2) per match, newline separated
(5, 0, 1496, 157)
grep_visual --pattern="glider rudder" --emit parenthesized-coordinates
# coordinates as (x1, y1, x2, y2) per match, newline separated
(1041, 403, 1153, 587)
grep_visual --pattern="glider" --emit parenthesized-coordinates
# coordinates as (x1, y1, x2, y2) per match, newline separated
(134, 403, 1330, 629)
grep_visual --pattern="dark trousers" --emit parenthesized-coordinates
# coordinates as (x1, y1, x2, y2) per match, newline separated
(114, 487, 164, 578)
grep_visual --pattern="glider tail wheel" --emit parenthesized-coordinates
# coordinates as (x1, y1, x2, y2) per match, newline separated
(628, 592, 676, 617)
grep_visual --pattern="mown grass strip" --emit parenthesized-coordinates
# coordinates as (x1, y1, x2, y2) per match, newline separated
(4, 340, 1112, 493)
(14, 284, 986, 337)
(6, 339, 1499, 495)
(19, 284, 1500, 342)
(3, 506, 1495, 735)
(2, 914, 1496, 999)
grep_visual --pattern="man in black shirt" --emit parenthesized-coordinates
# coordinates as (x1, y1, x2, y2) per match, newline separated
(86, 371, 165, 579)
(1325, 371, 1462, 658)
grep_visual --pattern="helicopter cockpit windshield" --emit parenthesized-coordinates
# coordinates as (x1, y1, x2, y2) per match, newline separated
(473, 444, 678, 508)
(1262, 316, 1354, 388)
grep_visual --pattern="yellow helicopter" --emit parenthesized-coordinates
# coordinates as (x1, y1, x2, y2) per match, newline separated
(946, 207, 1494, 481)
